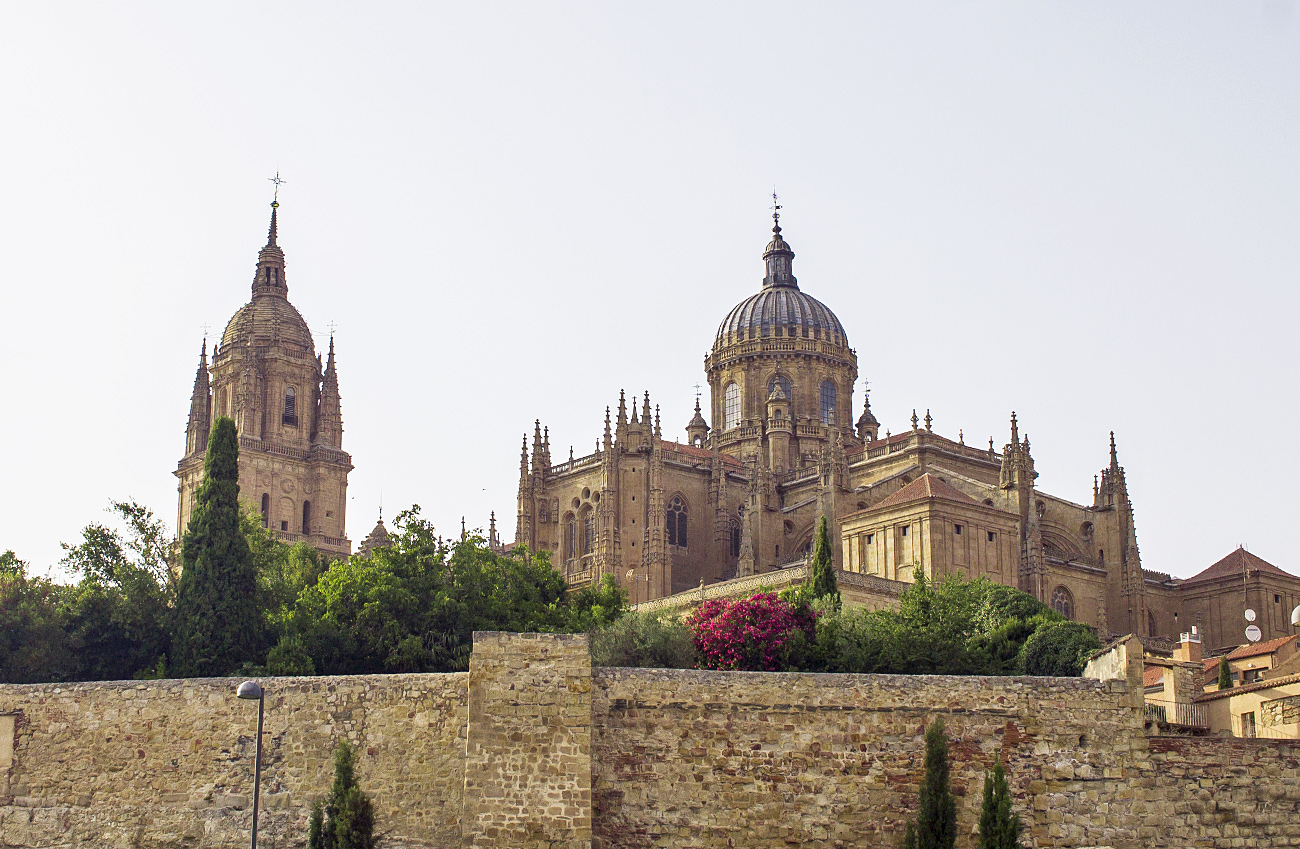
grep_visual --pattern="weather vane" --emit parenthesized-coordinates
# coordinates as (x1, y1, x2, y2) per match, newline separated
(268, 172, 286, 202)
(771, 189, 782, 224)
(693, 382, 702, 403)
(201, 322, 211, 339)
(327, 320, 339, 336)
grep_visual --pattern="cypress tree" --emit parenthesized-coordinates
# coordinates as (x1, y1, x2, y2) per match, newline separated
(978, 758, 1022, 849)
(807, 515, 840, 608)
(1217, 655, 1232, 690)
(905, 718, 957, 849)
(309, 740, 375, 849)
(171, 417, 261, 677)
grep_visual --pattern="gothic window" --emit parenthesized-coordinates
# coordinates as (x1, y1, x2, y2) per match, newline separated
(724, 382, 741, 430)
(583, 511, 595, 556)
(767, 375, 791, 401)
(260, 493, 270, 528)
(1148, 610, 1158, 638)
(283, 387, 297, 426)
(729, 522, 741, 558)
(1050, 586, 1074, 620)
(820, 381, 837, 426)
(564, 514, 577, 560)
(666, 496, 688, 548)
(302, 500, 311, 535)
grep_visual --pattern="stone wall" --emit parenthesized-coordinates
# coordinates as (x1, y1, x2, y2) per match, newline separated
(3, 633, 1300, 849)
(0, 673, 467, 848)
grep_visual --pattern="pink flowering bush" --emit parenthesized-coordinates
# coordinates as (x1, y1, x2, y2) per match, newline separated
(686, 592, 816, 672)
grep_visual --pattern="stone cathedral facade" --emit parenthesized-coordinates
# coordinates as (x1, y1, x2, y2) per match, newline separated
(516, 214, 1300, 651)
(175, 202, 352, 557)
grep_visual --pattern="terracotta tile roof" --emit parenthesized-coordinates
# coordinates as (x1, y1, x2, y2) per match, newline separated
(661, 441, 744, 468)
(1182, 547, 1296, 585)
(1143, 666, 1166, 688)
(869, 473, 981, 511)
(1225, 634, 1296, 662)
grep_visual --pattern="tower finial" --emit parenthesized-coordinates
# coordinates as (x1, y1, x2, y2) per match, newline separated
(771, 189, 782, 234)
(1109, 430, 1119, 469)
(269, 171, 286, 202)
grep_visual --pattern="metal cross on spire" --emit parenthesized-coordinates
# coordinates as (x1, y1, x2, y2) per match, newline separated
(268, 172, 286, 202)
(693, 382, 702, 403)
(200, 322, 211, 339)
(327, 320, 339, 335)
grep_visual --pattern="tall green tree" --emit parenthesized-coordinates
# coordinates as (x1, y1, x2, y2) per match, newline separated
(904, 719, 957, 849)
(309, 740, 375, 849)
(978, 758, 1022, 849)
(807, 515, 840, 608)
(171, 417, 263, 677)
(0, 552, 76, 683)
(59, 500, 175, 680)
(1217, 655, 1233, 690)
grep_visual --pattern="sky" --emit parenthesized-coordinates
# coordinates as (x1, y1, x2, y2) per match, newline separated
(0, 3, 1296, 581)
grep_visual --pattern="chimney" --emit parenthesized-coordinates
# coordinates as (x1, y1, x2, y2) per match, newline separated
(1174, 625, 1202, 664)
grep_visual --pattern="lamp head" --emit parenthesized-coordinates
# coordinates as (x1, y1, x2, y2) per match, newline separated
(236, 681, 264, 700)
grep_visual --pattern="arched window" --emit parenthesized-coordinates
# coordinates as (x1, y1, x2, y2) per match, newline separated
(666, 496, 688, 548)
(729, 522, 741, 558)
(1148, 610, 1158, 638)
(724, 382, 741, 430)
(767, 375, 791, 401)
(561, 512, 577, 559)
(260, 493, 270, 528)
(820, 381, 837, 426)
(583, 512, 596, 555)
(302, 500, 311, 535)
(1050, 586, 1074, 621)
(283, 387, 297, 426)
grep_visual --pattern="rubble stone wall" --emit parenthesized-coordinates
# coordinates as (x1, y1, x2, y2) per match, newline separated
(3, 633, 1300, 849)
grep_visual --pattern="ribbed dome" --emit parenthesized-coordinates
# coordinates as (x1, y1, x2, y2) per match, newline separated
(220, 296, 315, 352)
(714, 286, 848, 348)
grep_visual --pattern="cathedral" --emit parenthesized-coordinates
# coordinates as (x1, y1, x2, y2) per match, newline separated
(515, 211, 1300, 652)
(175, 201, 353, 557)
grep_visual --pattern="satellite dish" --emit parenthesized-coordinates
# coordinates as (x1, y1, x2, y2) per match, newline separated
(1245, 608, 1257, 623)
(1246, 625, 1262, 643)
(1291, 605, 1300, 627)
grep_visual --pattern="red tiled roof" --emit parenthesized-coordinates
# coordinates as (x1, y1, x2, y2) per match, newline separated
(661, 440, 744, 467)
(1143, 666, 1165, 688)
(1182, 547, 1296, 585)
(1225, 634, 1296, 662)
(869, 473, 980, 511)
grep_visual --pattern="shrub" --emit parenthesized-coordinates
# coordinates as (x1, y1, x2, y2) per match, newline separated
(686, 592, 815, 672)
(1018, 620, 1101, 676)
(309, 740, 375, 849)
(978, 757, 1022, 849)
(590, 609, 696, 669)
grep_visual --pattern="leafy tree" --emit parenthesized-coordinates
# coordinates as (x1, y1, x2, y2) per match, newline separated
(807, 515, 840, 609)
(978, 758, 1022, 849)
(1018, 620, 1101, 676)
(904, 719, 957, 849)
(309, 739, 375, 849)
(590, 609, 697, 669)
(0, 553, 76, 683)
(1218, 655, 1233, 690)
(273, 507, 625, 676)
(59, 500, 175, 680)
(686, 592, 816, 671)
(172, 417, 264, 677)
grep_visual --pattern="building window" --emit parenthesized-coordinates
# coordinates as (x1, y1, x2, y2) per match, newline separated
(666, 496, 688, 547)
(954, 524, 963, 535)
(283, 387, 297, 426)
(583, 512, 595, 555)
(988, 531, 996, 543)
(1277, 594, 1283, 604)
(901, 525, 909, 537)
(1051, 586, 1074, 620)
(768, 375, 792, 401)
(866, 533, 874, 544)
(724, 382, 741, 429)
(1148, 611, 1158, 638)
(280, 520, 289, 532)
(1241, 711, 1257, 738)
(730, 522, 741, 558)
(820, 381, 836, 426)
(301, 501, 311, 535)
(564, 515, 577, 560)
(261, 493, 270, 528)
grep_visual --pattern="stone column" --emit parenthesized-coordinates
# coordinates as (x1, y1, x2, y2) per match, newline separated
(462, 632, 592, 849)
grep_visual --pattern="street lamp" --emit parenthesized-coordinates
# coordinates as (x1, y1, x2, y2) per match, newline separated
(236, 681, 265, 849)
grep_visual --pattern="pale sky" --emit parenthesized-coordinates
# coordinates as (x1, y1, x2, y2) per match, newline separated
(1, 3, 1296, 581)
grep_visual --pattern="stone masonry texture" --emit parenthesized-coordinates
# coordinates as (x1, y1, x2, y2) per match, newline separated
(2, 633, 1299, 848)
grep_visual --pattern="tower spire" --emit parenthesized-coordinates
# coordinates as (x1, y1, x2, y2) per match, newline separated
(315, 333, 343, 448)
(1109, 431, 1120, 470)
(184, 337, 212, 456)
(762, 192, 797, 289)
(252, 194, 288, 299)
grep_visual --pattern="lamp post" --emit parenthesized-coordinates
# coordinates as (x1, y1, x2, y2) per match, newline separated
(236, 681, 265, 849)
